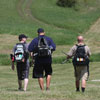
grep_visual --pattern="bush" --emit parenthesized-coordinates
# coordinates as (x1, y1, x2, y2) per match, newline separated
(57, 0, 77, 7)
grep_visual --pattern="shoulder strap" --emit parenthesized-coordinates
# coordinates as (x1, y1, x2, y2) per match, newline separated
(38, 37, 42, 47)
(76, 44, 86, 47)
(76, 44, 86, 49)
(38, 36, 49, 47)
(16, 43, 26, 51)
(43, 36, 49, 47)
(75, 44, 86, 55)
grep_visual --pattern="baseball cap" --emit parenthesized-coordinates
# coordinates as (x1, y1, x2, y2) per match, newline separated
(18, 34, 28, 41)
(37, 28, 44, 33)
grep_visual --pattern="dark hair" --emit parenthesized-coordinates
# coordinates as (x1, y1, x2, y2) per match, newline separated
(18, 34, 28, 41)
(37, 28, 44, 34)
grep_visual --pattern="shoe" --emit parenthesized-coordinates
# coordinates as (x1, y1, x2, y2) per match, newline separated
(46, 87, 50, 91)
(18, 88, 23, 91)
(23, 89, 26, 92)
(76, 88, 80, 92)
(76, 90, 80, 92)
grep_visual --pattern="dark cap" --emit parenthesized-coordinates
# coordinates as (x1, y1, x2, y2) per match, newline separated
(37, 28, 44, 33)
(18, 34, 28, 41)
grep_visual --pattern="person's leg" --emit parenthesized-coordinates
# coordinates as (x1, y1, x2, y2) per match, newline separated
(23, 61, 30, 91)
(76, 80, 80, 91)
(46, 75, 51, 90)
(38, 78, 44, 90)
(17, 67, 23, 90)
(17, 63, 23, 90)
(45, 63, 52, 91)
(81, 66, 88, 92)
(24, 78, 28, 91)
(81, 79, 86, 92)
(75, 71, 80, 91)
(75, 66, 82, 92)
(18, 80, 22, 90)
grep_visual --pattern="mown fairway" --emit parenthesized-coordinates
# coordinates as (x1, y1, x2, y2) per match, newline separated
(0, 62, 100, 100)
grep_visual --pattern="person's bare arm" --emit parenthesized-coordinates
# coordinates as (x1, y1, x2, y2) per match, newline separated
(67, 45, 76, 59)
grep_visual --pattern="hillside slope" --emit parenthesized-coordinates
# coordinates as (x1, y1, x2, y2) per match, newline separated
(84, 17, 100, 53)
(0, 0, 100, 65)
(1, 0, 100, 45)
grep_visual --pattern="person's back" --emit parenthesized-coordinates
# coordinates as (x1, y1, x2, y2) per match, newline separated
(37, 36, 52, 57)
(28, 34, 56, 64)
(14, 43, 29, 63)
(11, 34, 29, 91)
(72, 44, 90, 66)
(28, 28, 56, 91)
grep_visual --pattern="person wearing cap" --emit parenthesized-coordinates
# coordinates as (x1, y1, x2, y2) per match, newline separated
(66, 36, 91, 92)
(11, 34, 30, 91)
(28, 28, 56, 91)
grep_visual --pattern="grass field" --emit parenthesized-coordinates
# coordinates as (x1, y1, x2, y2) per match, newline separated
(1, 0, 100, 100)
(31, 0, 100, 32)
(0, 0, 100, 57)
(1, 0, 100, 45)
(0, 0, 100, 64)
(0, 62, 100, 100)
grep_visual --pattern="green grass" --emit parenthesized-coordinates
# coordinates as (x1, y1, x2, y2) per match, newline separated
(0, 0, 77, 45)
(0, 62, 100, 100)
(0, 54, 11, 65)
(0, 0, 100, 45)
(1, 53, 100, 66)
(0, 0, 100, 99)
(31, 0, 100, 32)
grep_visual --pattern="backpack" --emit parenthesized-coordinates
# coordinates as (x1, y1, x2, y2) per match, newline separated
(72, 45, 89, 66)
(14, 43, 28, 62)
(37, 37, 51, 57)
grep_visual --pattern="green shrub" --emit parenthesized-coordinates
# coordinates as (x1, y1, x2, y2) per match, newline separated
(0, 53, 100, 66)
(57, 0, 77, 7)
(53, 53, 100, 64)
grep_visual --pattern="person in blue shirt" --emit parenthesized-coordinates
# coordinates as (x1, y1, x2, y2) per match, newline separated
(28, 28, 56, 91)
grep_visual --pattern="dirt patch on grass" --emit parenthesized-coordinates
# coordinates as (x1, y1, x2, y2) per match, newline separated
(84, 17, 100, 53)
(0, 34, 17, 54)
(0, 34, 32, 54)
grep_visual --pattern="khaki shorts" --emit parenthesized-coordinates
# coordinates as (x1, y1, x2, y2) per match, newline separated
(74, 66, 88, 81)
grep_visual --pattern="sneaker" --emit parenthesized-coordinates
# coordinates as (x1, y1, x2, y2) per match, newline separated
(76, 90, 80, 92)
(46, 87, 50, 91)
(23, 89, 26, 92)
(18, 88, 23, 91)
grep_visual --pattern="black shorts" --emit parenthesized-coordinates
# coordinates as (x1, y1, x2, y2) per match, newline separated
(16, 61, 29, 80)
(33, 63, 52, 78)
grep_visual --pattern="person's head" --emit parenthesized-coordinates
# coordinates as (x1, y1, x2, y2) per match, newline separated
(37, 28, 45, 35)
(77, 36, 84, 43)
(18, 34, 28, 43)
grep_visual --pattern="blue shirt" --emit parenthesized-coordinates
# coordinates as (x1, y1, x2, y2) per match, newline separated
(28, 35, 56, 63)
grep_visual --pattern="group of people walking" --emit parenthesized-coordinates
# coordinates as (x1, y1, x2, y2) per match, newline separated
(11, 28, 91, 92)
